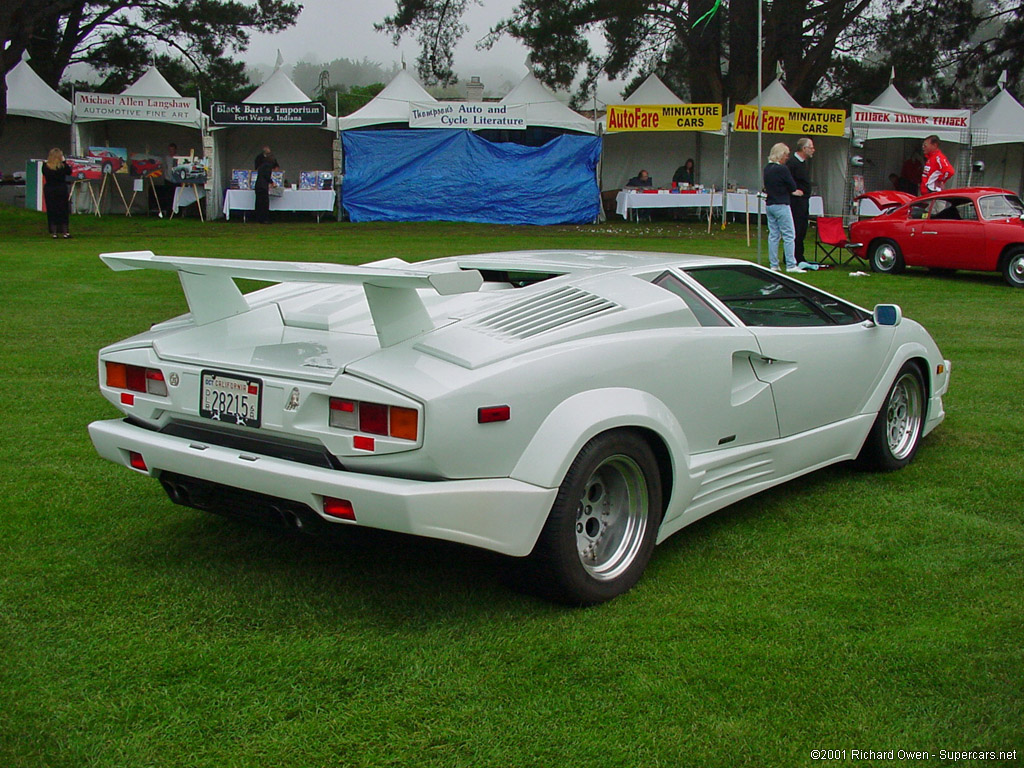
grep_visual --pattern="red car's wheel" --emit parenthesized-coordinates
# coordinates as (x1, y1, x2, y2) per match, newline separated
(870, 240, 905, 274)
(1001, 248, 1024, 288)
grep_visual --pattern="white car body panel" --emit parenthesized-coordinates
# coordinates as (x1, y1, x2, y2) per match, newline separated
(88, 250, 951, 563)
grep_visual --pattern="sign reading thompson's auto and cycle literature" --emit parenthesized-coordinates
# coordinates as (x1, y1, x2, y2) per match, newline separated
(409, 102, 528, 129)
(733, 105, 846, 136)
(75, 92, 198, 123)
(605, 104, 723, 132)
(210, 102, 327, 126)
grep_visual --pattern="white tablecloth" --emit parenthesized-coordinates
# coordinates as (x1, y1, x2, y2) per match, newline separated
(172, 185, 205, 214)
(223, 189, 336, 220)
(616, 189, 824, 219)
(616, 190, 720, 218)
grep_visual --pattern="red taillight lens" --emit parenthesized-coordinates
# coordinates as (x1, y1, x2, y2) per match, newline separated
(358, 402, 388, 435)
(323, 497, 355, 520)
(128, 451, 147, 471)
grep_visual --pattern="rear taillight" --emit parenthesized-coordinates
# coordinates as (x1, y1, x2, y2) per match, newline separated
(105, 362, 167, 396)
(329, 397, 419, 441)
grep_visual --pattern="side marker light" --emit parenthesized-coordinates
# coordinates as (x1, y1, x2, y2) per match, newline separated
(478, 405, 511, 423)
(323, 497, 356, 520)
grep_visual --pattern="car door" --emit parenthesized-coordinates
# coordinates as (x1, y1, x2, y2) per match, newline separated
(905, 197, 986, 269)
(684, 266, 895, 439)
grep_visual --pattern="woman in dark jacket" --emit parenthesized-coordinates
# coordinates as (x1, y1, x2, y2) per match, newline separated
(42, 147, 72, 238)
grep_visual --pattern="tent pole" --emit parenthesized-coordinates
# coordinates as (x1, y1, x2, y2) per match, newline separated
(756, 0, 763, 266)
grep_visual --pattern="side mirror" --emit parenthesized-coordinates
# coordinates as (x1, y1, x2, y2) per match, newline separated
(873, 304, 903, 327)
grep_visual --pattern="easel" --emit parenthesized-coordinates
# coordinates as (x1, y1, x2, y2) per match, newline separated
(168, 184, 204, 221)
(105, 172, 131, 216)
(70, 179, 101, 216)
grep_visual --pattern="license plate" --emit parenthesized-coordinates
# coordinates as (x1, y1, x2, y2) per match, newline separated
(200, 371, 262, 428)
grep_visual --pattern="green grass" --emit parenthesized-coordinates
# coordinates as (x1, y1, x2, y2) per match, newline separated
(1, 207, 1022, 767)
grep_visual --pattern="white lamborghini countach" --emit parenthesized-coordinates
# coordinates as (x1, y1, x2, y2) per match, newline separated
(89, 250, 950, 604)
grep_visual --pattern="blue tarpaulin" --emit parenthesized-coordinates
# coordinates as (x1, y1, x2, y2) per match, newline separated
(341, 129, 602, 225)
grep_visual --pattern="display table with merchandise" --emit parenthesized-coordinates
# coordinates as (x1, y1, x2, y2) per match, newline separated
(616, 189, 824, 220)
(223, 189, 336, 221)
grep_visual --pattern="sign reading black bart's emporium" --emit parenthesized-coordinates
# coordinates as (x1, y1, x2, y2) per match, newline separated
(210, 102, 327, 126)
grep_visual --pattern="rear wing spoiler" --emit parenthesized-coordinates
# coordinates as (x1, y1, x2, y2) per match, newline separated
(99, 251, 483, 347)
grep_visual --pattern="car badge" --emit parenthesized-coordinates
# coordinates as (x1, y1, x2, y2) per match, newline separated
(285, 387, 301, 411)
(168, 372, 180, 387)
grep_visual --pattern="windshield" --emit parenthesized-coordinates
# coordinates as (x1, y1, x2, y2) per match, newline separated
(978, 194, 1024, 220)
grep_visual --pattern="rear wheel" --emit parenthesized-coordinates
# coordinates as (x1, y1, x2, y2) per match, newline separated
(1001, 247, 1024, 288)
(870, 239, 905, 274)
(523, 430, 662, 605)
(857, 363, 925, 471)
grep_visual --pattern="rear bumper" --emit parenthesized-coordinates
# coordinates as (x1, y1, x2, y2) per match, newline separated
(89, 418, 557, 556)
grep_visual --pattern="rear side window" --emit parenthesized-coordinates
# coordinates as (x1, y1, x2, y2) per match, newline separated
(685, 266, 867, 327)
(979, 194, 1024, 220)
(652, 271, 730, 327)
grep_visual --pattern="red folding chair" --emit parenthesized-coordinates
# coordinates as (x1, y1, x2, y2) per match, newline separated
(814, 217, 863, 265)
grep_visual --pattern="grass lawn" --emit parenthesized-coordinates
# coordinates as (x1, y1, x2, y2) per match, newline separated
(1, 206, 1022, 767)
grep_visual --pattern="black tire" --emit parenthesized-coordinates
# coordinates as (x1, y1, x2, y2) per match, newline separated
(856, 362, 926, 471)
(522, 430, 662, 605)
(869, 239, 905, 274)
(1001, 247, 1024, 288)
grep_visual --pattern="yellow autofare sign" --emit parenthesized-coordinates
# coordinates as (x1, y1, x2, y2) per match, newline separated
(606, 104, 723, 132)
(734, 105, 846, 136)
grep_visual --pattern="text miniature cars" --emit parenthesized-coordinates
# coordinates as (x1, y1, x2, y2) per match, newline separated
(850, 188, 1024, 287)
(89, 251, 951, 604)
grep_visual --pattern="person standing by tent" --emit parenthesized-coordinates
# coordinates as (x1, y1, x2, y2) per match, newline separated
(920, 135, 954, 195)
(763, 143, 806, 274)
(158, 142, 179, 215)
(786, 138, 815, 263)
(672, 158, 696, 187)
(253, 155, 279, 224)
(254, 146, 272, 170)
(42, 148, 72, 239)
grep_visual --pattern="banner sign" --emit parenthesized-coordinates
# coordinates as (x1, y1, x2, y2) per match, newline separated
(75, 92, 197, 123)
(409, 102, 528, 129)
(734, 105, 846, 136)
(210, 102, 327, 126)
(605, 104, 722, 132)
(850, 105, 970, 130)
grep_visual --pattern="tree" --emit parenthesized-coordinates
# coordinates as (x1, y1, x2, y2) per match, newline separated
(379, 0, 1024, 109)
(0, 0, 300, 138)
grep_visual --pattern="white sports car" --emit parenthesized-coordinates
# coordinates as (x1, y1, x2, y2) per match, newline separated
(89, 250, 950, 604)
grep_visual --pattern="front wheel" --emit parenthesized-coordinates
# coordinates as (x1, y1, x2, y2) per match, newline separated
(856, 363, 925, 471)
(523, 430, 662, 605)
(1001, 248, 1024, 288)
(870, 239, 905, 274)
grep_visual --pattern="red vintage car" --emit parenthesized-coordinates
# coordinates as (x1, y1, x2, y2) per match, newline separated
(849, 188, 1024, 287)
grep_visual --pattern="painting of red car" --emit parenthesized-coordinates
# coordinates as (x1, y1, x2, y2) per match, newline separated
(86, 148, 126, 174)
(130, 156, 162, 177)
(849, 188, 1024, 287)
(66, 156, 104, 181)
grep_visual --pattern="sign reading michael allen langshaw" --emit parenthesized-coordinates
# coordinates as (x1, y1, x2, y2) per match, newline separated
(210, 102, 327, 126)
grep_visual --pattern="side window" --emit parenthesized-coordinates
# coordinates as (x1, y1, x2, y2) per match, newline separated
(979, 194, 1024, 220)
(931, 198, 976, 221)
(651, 271, 730, 327)
(685, 266, 868, 327)
(908, 202, 930, 220)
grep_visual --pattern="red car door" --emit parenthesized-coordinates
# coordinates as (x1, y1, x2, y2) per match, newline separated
(905, 197, 986, 269)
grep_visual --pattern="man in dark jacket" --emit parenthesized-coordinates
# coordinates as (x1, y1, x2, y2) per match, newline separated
(785, 137, 815, 263)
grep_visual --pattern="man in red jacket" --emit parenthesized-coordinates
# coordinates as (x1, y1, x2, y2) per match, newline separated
(920, 135, 954, 195)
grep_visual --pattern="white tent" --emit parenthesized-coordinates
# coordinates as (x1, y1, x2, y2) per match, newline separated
(70, 67, 203, 214)
(337, 69, 437, 131)
(2, 56, 72, 184)
(721, 80, 847, 214)
(850, 82, 971, 197)
(598, 74, 698, 192)
(211, 65, 335, 218)
(498, 72, 596, 134)
(970, 88, 1024, 193)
